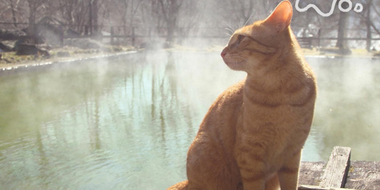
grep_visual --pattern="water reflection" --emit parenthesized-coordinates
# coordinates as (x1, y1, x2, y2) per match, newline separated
(309, 57, 380, 161)
(0, 53, 379, 189)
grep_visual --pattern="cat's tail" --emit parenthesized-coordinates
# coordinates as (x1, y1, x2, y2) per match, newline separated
(167, 180, 188, 190)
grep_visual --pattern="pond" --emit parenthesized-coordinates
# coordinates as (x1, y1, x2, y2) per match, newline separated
(0, 52, 379, 189)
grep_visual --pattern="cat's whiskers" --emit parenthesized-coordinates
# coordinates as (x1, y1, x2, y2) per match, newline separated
(225, 27, 235, 36)
(242, 12, 255, 27)
(242, 19, 250, 28)
(223, 20, 237, 36)
(238, 56, 247, 61)
(229, 54, 247, 61)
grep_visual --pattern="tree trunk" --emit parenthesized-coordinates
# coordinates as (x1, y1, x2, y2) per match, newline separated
(122, 0, 129, 43)
(89, 0, 93, 35)
(336, 0, 348, 49)
(166, 19, 175, 44)
(158, 0, 182, 45)
(366, 0, 372, 51)
(9, 0, 18, 27)
(27, 0, 37, 42)
(93, 0, 98, 33)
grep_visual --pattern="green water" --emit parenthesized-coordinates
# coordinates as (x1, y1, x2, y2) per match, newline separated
(0, 52, 379, 189)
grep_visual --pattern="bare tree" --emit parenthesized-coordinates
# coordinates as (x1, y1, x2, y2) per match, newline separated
(56, 0, 89, 34)
(336, 9, 348, 48)
(157, 0, 183, 44)
(1, 0, 380, 48)
(176, 0, 199, 40)
(368, 0, 380, 35)
(356, 0, 380, 50)
(92, 0, 98, 32)
(0, 0, 27, 29)
(26, 0, 51, 37)
(365, 0, 372, 51)
(9, 0, 19, 27)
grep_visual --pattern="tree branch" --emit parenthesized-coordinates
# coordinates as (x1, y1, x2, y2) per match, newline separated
(158, 0, 169, 22)
(356, 9, 380, 35)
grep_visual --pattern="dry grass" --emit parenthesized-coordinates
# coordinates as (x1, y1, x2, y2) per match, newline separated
(0, 45, 134, 70)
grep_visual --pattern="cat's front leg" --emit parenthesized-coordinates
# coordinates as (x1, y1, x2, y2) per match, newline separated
(278, 150, 302, 190)
(235, 149, 266, 190)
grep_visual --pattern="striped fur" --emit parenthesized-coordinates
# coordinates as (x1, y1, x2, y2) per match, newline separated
(168, 1, 316, 190)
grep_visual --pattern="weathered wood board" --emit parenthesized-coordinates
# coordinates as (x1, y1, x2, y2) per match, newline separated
(346, 161, 380, 190)
(299, 161, 325, 186)
(299, 185, 357, 190)
(319, 146, 351, 188)
(299, 151, 380, 190)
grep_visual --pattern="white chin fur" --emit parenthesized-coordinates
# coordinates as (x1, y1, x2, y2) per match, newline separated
(223, 58, 245, 71)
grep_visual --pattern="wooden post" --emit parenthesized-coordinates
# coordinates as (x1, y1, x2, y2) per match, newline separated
(319, 146, 351, 188)
(317, 29, 321, 47)
(85, 25, 89, 36)
(132, 27, 135, 47)
(110, 26, 114, 45)
(59, 29, 64, 47)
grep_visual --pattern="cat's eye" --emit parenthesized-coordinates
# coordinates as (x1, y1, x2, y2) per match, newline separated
(236, 35, 245, 44)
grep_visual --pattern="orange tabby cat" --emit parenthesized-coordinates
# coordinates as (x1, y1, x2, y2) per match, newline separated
(168, 1, 316, 190)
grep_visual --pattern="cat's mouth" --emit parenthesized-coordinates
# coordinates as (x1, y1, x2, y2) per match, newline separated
(222, 56, 246, 70)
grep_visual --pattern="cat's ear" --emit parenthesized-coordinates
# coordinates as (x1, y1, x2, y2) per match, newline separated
(263, 0, 293, 33)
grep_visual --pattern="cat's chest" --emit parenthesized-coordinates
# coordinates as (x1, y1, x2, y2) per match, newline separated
(240, 105, 312, 150)
(243, 105, 308, 126)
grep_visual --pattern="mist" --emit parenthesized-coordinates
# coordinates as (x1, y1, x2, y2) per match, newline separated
(2, 50, 380, 189)
(1, 0, 380, 189)
(308, 57, 380, 161)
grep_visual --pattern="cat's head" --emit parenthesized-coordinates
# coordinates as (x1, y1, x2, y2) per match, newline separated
(221, 0, 295, 74)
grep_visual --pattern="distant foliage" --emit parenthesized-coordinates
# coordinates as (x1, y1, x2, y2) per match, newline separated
(0, 0, 379, 47)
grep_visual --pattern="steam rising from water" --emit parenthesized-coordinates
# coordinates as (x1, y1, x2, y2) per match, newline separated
(308, 57, 380, 161)
(0, 53, 379, 189)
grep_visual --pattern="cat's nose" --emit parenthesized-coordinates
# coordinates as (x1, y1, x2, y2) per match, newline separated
(221, 50, 227, 58)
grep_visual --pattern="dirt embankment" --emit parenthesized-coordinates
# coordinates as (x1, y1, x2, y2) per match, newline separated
(0, 43, 135, 70)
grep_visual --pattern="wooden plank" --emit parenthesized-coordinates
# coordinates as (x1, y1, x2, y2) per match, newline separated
(319, 146, 351, 188)
(299, 161, 380, 190)
(299, 185, 357, 190)
(345, 161, 380, 190)
(299, 161, 326, 186)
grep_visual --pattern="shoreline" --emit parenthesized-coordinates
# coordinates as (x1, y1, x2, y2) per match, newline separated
(0, 50, 137, 72)
(1, 48, 379, 73)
